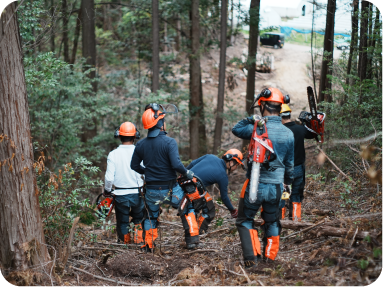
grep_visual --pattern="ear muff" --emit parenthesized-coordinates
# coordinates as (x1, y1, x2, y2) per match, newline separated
(114, 125, 121, 138)
(132, 123, 140, 140)
(284, 94, 290, 104)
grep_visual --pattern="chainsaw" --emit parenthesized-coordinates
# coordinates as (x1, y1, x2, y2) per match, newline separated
(177, 175, 207, 213)
(247, 118, 276, 203)
(298, 86, 326, 143)
(96, 193, 115, 218)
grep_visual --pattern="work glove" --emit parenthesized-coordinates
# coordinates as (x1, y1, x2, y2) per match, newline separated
(230, 209, 238, 218)
(103, 189, 112, 197)
(184, 169, 194, 180)
(246, 115, 262, 124)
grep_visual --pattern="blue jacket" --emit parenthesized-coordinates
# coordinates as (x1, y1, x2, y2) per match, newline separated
(131, 131, 187, 188)
(187, 154, 234, 211)
(232, 116, 294, 185)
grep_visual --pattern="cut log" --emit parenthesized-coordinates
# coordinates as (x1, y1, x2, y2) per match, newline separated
(253, 219, 370, 240)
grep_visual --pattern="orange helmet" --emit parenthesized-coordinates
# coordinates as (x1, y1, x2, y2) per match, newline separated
(142, 104, 166, 130)
(257, 87, 290, 105)
(114, 122, 140, 139)
(222, 149, 244, 166)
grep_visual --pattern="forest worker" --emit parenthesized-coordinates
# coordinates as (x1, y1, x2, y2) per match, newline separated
(232, 87, 294, 268)
(103, 122, 145, 244)
(131, 103, 196, 252)
(279, 104, 316, 221)
(186, 149, 244, 233)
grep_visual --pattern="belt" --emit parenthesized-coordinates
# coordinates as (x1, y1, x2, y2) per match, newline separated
(145, 180, 177, 187)
(115, 186, 143, 190)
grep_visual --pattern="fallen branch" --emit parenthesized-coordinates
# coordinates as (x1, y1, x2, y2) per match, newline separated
(96, 242, 141, 248)
(179, 249, 219, 255)
(71, 266, 135, 285)
(80, 247, 126, 253)
(317, 147, 354, 182)
(239, 265, 251, 284)
(62, 217, 80, 267)
(253, 219, 370, 240)
(200, 228, 229, 238)
(349, 227, 359, 248)
(281, 219, 326, 240)
(223, 269, 245, 277)
(279, 240, 328, 254)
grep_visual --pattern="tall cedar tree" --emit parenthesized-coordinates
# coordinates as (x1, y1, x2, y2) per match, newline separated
(81, 0, 97, 141)
(0, 2, 50, 271)
(345, 0, 359, 95)
(189, 0, 202, 159)
(358, 1, 370, 103)
(81, 0, 97, 92)
(367, 5, 379, 79)
(62, 0, 70, 62)
(318, 0, 336, 103)
(213, 0, 227, 154)
(243, 0, 260, 151)
(152, 0, 160, 92)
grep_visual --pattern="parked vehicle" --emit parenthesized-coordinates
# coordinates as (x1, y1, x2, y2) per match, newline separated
(260, 32, 285, 49)
(335, 39, 350, 50)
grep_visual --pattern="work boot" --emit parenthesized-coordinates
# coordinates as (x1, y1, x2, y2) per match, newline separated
(244, 256, 259, 269)
(187, 243, 198, 250)
(141, 244, 155, 253)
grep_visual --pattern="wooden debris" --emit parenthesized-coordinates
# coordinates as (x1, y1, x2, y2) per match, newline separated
(71, 266, 135, 285)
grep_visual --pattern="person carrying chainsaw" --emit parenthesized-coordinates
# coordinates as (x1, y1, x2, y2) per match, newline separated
(185, 150, 244, 233)
(232, 87, 294, 268)
(279, 104, 316, 221)
(103, 122, 145, 244)
(131, 103, 198, 251)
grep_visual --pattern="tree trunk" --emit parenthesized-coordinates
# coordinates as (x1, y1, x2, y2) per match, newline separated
(367, 5, 379, 80)
(198, 69, 207, 155)
(50, 0, 55, 52)
(0, 3, 50, 272)
(242, 0, 260, 151)
(344, 0, 359, 101)
(189, 0, 201, 159)
(230, 0, 234, 45)
(175, 15, 181, 51)
(62, 0, 70, 62)
(164, 21, 168, 53)
(372, 9, 381, 89)
(213, 0, 227, 154)
(310, 2, 318, 101)
(152, 0, 160, 93)
(82, 0, 97, 92)
(318, 0, 336, 103)
(358, 0, 370, 104)
(70, 9, 82, 65)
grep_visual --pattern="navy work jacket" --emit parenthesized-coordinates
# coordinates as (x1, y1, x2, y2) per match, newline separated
(187, 154, 234, 211)
(232, 116, 294, 185)
(131, 131, 187, 189)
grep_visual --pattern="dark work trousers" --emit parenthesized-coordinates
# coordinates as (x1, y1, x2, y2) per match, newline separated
(114, 193, 144, 242)
(196, 192, 216, 234)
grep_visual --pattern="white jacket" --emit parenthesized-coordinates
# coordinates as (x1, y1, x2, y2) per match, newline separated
(104, 145, 144, 195)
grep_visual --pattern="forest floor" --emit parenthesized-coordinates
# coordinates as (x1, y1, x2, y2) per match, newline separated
(53, 169, 382, 286)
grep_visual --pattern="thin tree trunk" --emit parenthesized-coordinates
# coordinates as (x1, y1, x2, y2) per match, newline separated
(81, 0, 97, 92)
(213, 0, 227, 154)
(152, 0, 160, 93)
(175, 15, 181, 51)
(318, 0, 336, 103)
(189, 0, 201, 159)
(358, 0, 370, 104)
(344, 0, 359, 101)
(164, 21, 168, 53)
(50, 0, 55, 52)
(310, 1, 318, 101)
(242, 0, 260, 151)
(367, 5, 377, 80)
(0, 3, 50, 272)
(70, 9, 82, 65)
(230, 0, 234, 45)
(372, 9, 381, 89)
(62, 0, 70, 62)
(198, 69, 207, 155)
